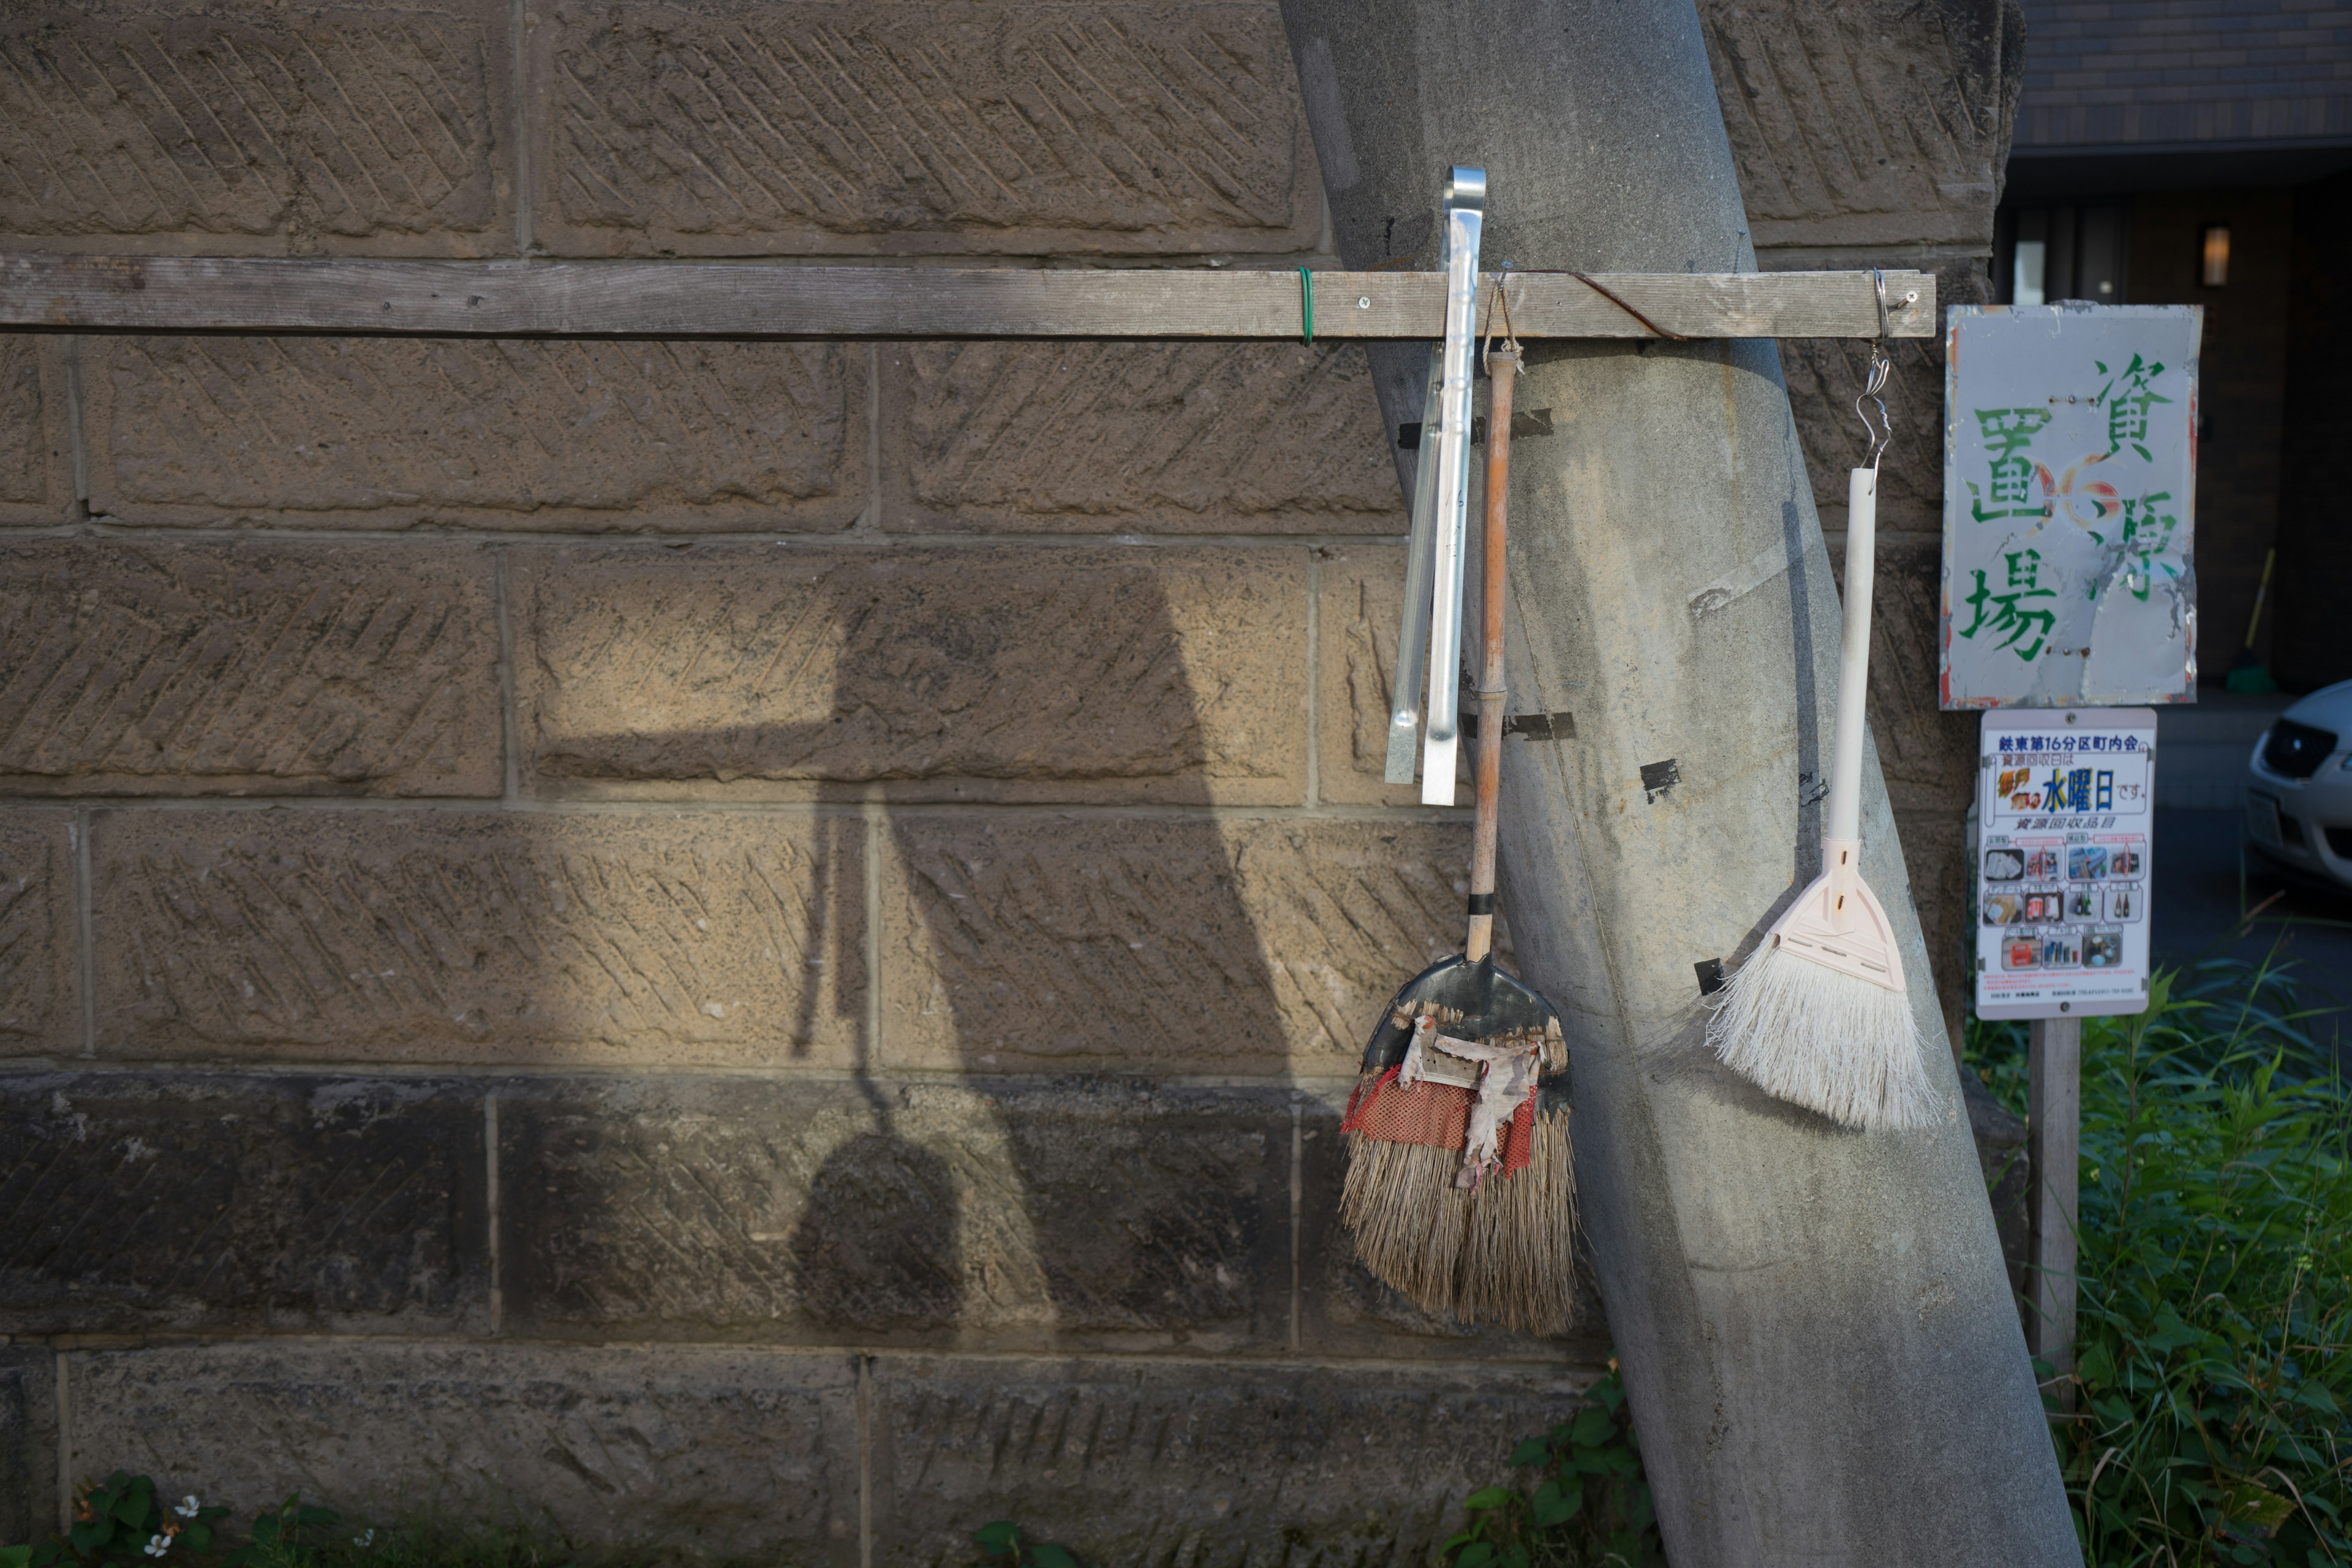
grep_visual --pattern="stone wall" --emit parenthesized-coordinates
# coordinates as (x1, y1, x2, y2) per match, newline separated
(0, 1, 2019, 1560)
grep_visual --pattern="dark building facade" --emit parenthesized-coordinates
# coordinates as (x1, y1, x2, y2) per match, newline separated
(1997, 1, 2352, 692)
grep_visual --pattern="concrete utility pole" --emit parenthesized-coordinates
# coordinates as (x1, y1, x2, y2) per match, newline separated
(1275, 3, 2079, 1562)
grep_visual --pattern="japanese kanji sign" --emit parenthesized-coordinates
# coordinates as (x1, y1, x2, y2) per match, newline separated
(1940, 305, 2201, 708)
(1972, 708, 2156, 1019)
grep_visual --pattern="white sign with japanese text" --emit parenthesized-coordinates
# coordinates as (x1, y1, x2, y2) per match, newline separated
(1941, 305, 2201, 709)
(1973, 708, 2155, 1020)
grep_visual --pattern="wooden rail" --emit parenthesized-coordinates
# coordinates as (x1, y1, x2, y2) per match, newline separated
(0, 255, 1935, 341)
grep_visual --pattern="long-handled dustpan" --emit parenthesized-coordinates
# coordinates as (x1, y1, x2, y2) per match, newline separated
(1340, 226, 1577, 1332)
(1708, 290, 1939, 1131)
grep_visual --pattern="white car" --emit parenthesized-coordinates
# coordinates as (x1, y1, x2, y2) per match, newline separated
(2247, 679, 2352, 894)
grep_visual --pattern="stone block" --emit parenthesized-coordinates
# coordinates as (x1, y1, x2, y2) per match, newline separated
(0, 0, 513, 256)
(1896, 804, 1970, 1055)
(0, 811, 77, 1058)
(83, 337, 862, 531)
(1962, 1072, 2030, 1311)
(514, 544, 1308, 804)
(0, 1345, 58, 1545)
(1702, 0, 2014, 247)
(883, 342, 1404, 533)
(65, 1342, 858, 1562)
(1316, 543, 1477, 806)
(870, 1354, 1598, 1565)
(0, 1072, 486, 1334)
(500, 1076, 1289, 1354)
(1777, 260, 1991, 541)
(531, 1, 1318, 257)
(881, 815, 1470, 1077)
(1858, 538, 1978, 817)
(0, 541, 500, 797)
(90, 809, 867, 1066)
(0, 339, 71, 527)
(1293, 1091, 1608, 1363)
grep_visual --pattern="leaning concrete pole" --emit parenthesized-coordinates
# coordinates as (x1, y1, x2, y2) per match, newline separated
(1277, 3, 2078, 1562)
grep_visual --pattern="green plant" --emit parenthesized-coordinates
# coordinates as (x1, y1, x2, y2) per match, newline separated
(1441, 1366, 1662, 1568)
(22, 1474, 230, 1568)
(1967, 957, 2352, 1565)
(227, 1504, 598, 1568)
(969, 1521, 1077, 1568)
(8, 1480, 618, 1568)
(230, 1498, 360, 1568)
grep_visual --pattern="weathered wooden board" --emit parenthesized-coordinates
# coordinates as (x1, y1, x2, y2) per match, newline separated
(0, 255, 1934, 341)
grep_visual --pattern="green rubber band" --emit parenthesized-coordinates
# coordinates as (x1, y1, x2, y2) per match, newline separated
(1299, 266, 1314, 344)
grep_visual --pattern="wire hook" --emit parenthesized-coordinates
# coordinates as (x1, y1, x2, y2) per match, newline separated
(1855, 268, 1894, 470)
(1482, 262, 1522, 375)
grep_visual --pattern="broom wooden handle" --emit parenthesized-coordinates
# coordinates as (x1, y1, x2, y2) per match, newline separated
(1466, 347, 1517, 962)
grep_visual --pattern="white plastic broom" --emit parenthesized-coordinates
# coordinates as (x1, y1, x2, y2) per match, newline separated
(1707, 297, 1939, 1131)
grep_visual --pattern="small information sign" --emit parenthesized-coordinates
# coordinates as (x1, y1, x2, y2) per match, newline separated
(1974, 707, 2156, 1019)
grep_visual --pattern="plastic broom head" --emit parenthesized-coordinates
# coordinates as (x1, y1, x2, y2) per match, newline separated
(1707, 853, 1940, 1131)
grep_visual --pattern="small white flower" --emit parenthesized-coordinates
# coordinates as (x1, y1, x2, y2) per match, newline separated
(143, 1536, 172, 1558)
(174, 1498, 200, 1520)
(353, 1530, 375, 1549)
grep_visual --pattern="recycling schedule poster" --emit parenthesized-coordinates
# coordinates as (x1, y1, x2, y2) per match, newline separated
(1973, 708, 2157, 1020)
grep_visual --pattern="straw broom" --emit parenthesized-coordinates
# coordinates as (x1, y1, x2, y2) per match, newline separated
(1338, 339, 1579, 1333)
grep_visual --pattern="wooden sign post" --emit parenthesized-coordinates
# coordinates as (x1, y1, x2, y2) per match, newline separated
(2027, 1015, 2082, 1407)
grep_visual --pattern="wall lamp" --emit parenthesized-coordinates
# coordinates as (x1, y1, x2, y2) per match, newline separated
(2201, 224, 2230, 287)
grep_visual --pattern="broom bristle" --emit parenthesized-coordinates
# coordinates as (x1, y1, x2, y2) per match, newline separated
(1707, 941, 1940, 1131)
(1340, 1076, 1579, 1335)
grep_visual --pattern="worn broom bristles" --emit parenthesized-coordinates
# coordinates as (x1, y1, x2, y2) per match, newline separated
(1340, 1087, 1578, 1334)
(1708, 943, 1939, 1131)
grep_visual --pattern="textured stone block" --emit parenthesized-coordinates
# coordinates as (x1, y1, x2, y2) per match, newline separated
(884, 342, 1404, 533)
(1852, 539, 1977, 816)
(0, 1345, 58, 1545)
(0, 811, 77, 1057)
(66, 1343, 858, 1562)
(0, 339, 71, 527)
(1777, 260, 1989, 541)
(0, 1072, 486, 1334)
(83, 337, 862, 530)
(532, 1, 1318, 257)
(881, 815, 1469, 1076)
(0, 0, 512, 255)
(515, 545, 1308, 804)
(500, 1076, 1288, 1353)
(1895, 802, 1970, 1054)
(1962, 1072, 2029, 1311)
(0, 542, 500, 797)
(1702, 0, 2014, 247)
(1316, 543, 1477, 806)
(871, 1354, 1597, 1565)
(91, 809, 867, 1066)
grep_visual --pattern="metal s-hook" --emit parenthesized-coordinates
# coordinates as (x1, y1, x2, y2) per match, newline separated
(1855, 268, 1896, 471)
(1482, 260, 1522, 377)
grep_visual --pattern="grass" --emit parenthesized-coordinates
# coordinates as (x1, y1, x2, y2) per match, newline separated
(1967, 954, 2352, 1565)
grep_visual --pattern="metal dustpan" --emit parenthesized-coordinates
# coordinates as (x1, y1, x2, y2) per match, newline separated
(1360, 953, 1562, 1085)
